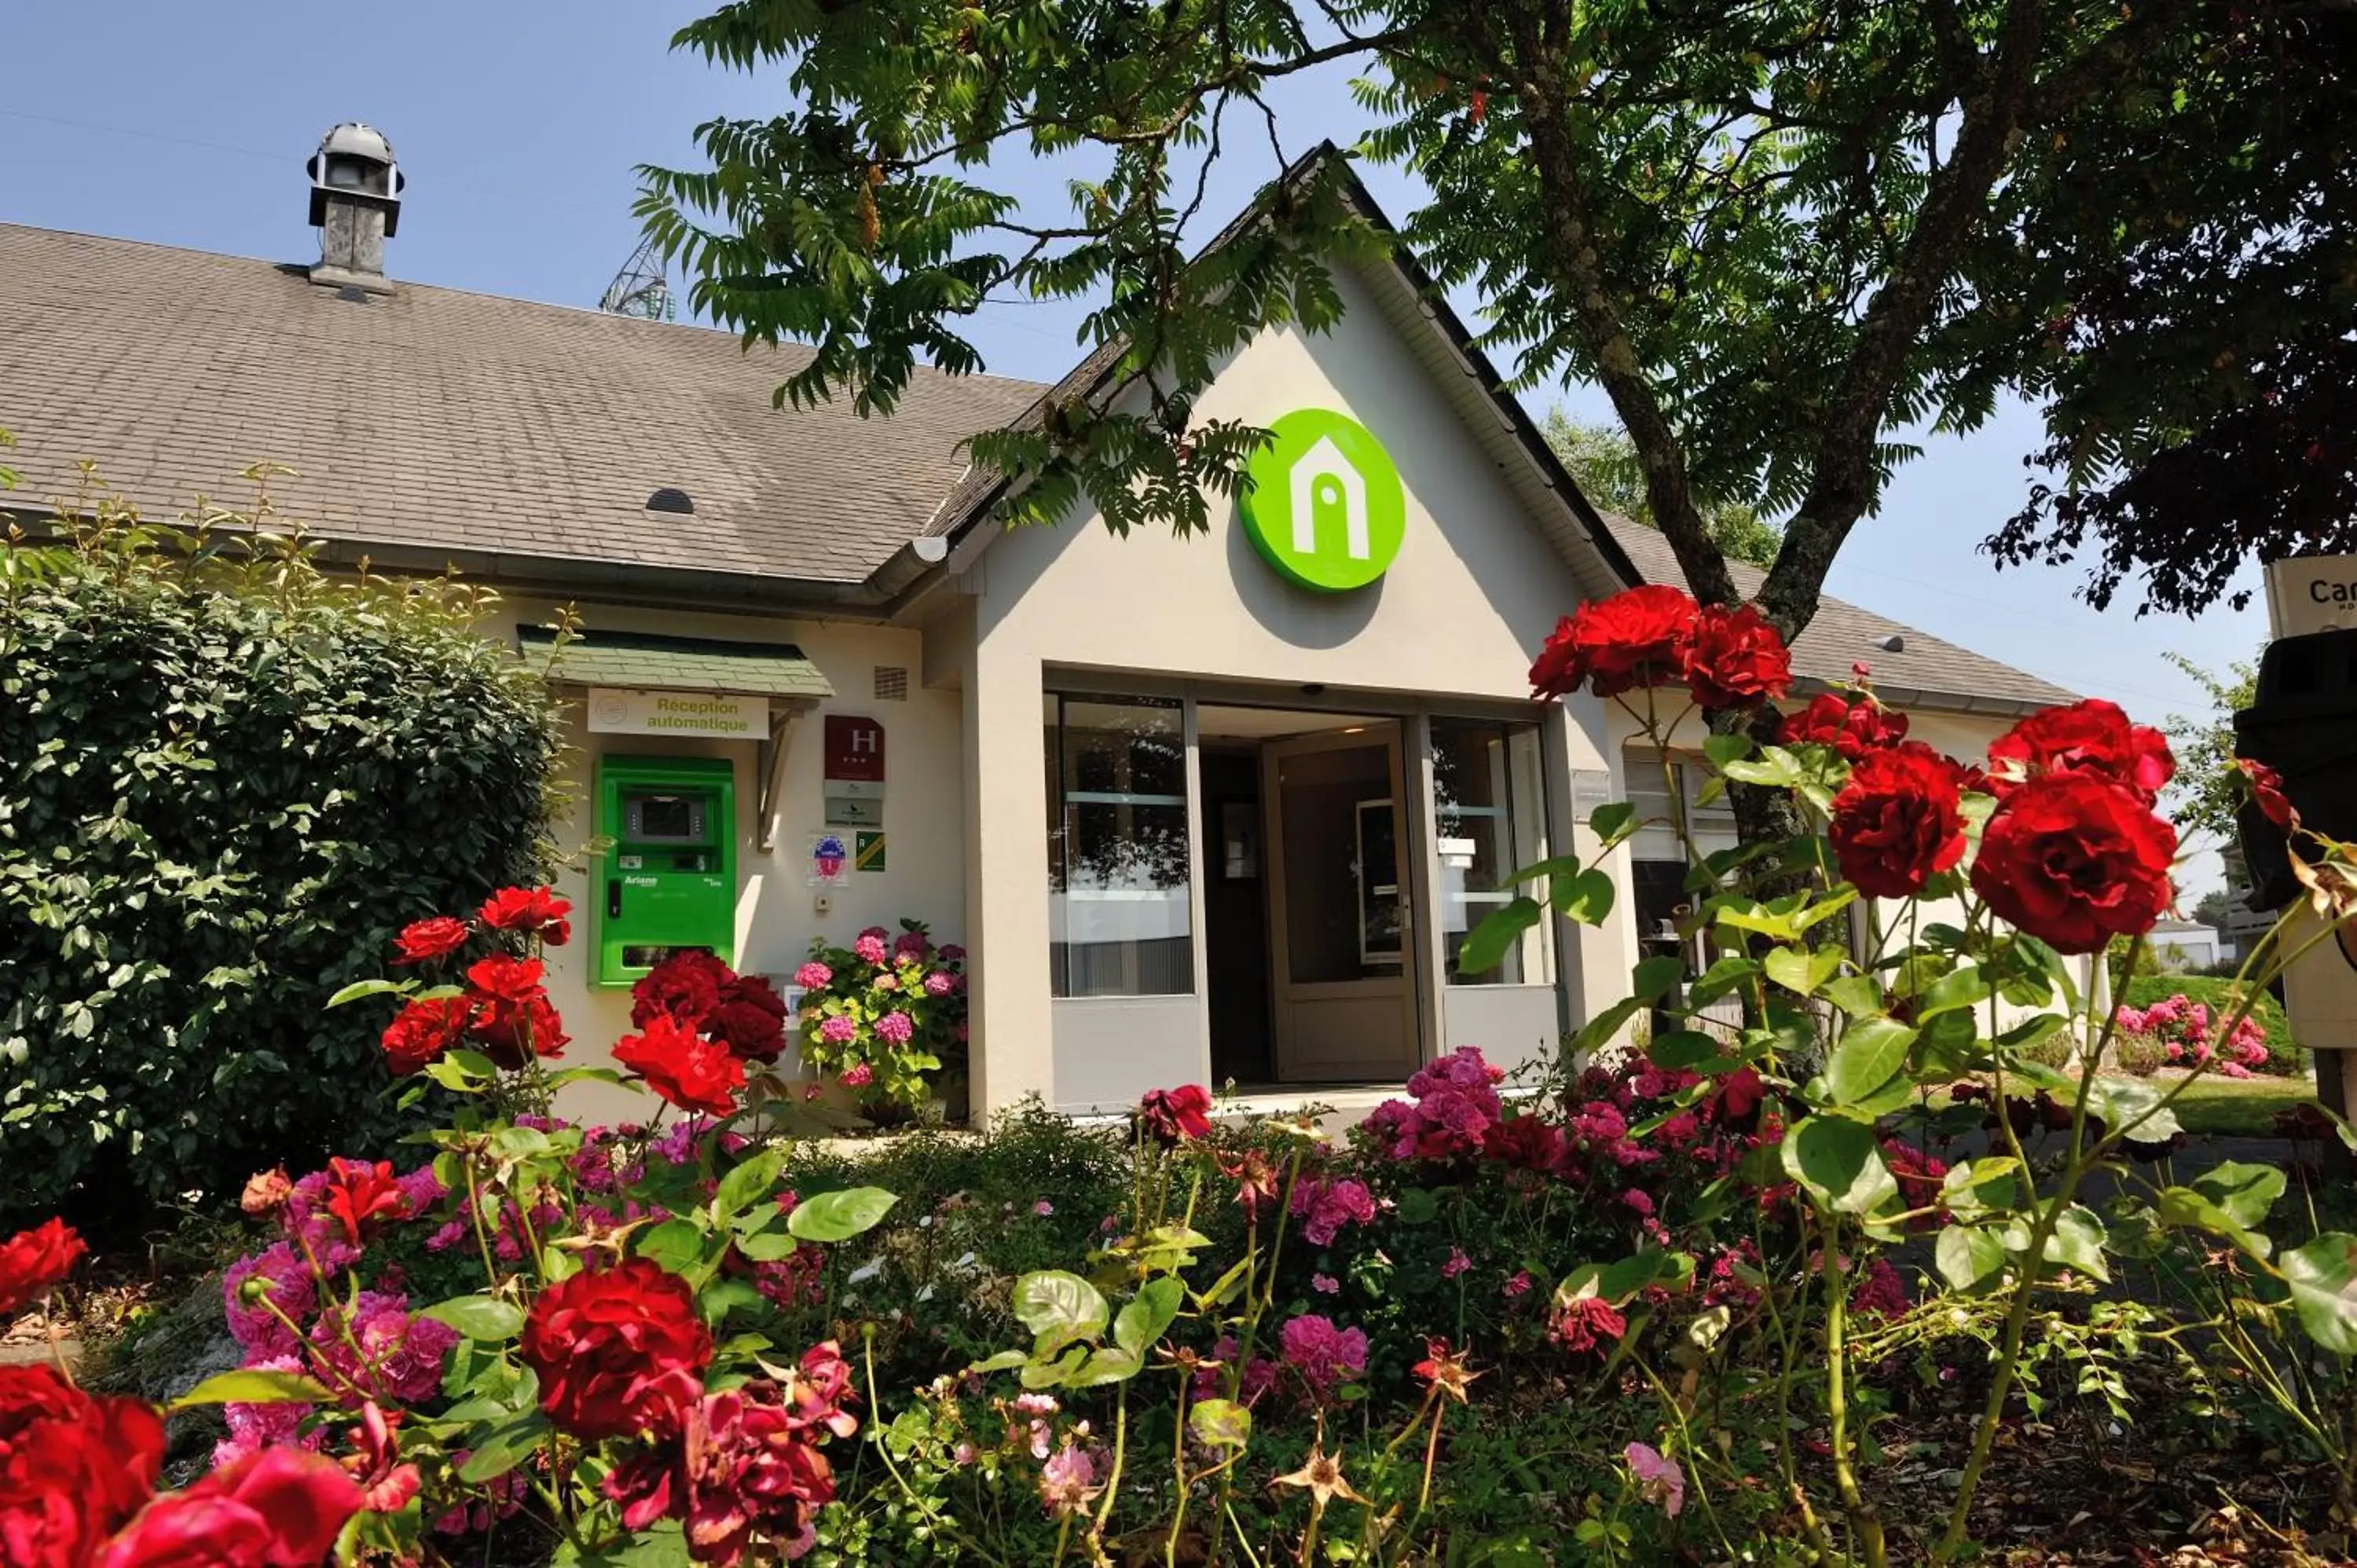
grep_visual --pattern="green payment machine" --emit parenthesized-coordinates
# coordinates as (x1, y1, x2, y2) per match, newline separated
(593, 756, 736, 985)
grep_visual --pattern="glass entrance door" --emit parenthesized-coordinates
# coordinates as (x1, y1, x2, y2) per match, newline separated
(1262, 724, 1420, 1082)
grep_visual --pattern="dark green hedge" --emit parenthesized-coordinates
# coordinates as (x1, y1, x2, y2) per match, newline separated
(0, 520, 562, 1222)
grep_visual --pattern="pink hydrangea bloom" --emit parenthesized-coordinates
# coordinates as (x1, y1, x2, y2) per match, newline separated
(894, 931, 932, 962)
(876, 1010, 916, 1046)
(853, 933, 890, 965)
(1278, 1313, 1368, 1398)
(222, 1244, 316, 1357)
(819, 1014, 860, 1045)
(794, 960, 834, 989)
(841, 1062, 874, 1088)
(940, 943, 967, 962)
(1195, 1335, 1280, 1406)
(1289, 1177, 1377, 1247)
(310, 1291, 459, 1403)
(923, 970, 957, 997)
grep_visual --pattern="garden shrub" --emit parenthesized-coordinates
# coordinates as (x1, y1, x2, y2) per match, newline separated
(2121, 974, 2298, 1073)
(0, 492, 562, 1220)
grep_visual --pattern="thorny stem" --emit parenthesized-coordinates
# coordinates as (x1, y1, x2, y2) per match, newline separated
(1093, 1379, 1131, 1542)
(1817, 1214, 1886, 1566)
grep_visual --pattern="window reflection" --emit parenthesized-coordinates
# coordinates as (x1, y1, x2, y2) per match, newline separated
(1045, 694, 1193, 997)
(1432, 718, 1550, 985)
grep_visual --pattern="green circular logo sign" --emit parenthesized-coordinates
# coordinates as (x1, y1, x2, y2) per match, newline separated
(1237, 408, 1406, 592)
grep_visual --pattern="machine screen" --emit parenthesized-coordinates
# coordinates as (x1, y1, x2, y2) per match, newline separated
(627, 793, 704, 844)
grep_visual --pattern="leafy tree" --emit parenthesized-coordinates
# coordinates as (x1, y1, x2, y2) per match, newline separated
(1978, 7, 2357, 615)
(1543, 412, 1780, 570)
(2189, 887, 2235, 934)
(643, 0, 2271, 654)
(2157, 649, 2259, 848)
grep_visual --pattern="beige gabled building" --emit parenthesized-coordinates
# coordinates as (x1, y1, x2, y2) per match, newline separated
(0, 131, 2075, 1119)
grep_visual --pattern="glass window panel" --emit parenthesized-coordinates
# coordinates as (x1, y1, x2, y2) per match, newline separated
(1045, 694, 1193, 997)
(1433, 718, 1551, 985)
(1275, 742, 1398, 984)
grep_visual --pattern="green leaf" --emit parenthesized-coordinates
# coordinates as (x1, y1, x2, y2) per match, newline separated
(1914, 965, 1995, 1020)
(1113, 1276, 1183, 1357)
(2152, 1186, 2273, 1262)
(1824, 1017, 1917, 1105)
(1934, 1227, 2007, 1293)
(1012, 1269, 1109, 1357)
(327, 976, 413, 1009)
(2081, 1075, 2182, 1144)
(2192, 1160, 2288, 1231)
(1189, 1398, 1252, 1449)
(1764, 945, 1843, 998)
(458, 1412, 552, 1482)
(786, 1186, 898, 1243)
(1780, 1116, 1897, 1215)
(1820, 973, 1885, 1019)
(2283, 1233, 2357, 1355)
(636, 1218, 707, 1273)
(1063, 1346, 1146, 1388)
(1589, 801, 1637, 843)
(1631, 955, 1684, 1001)
(1648, 1031, 1724, 1071)
(1714, 899, 1799, 943)
(714, 1148, 788, 1224)
(560, 1522, 695, 1567)
(170, 1368, 336, 1410)
(1394, 1188, 1439, 1225)
(968, 1349, 1030, 1375)
(423, 1053, 490, 1094)
(734, 1229, 800, 1262)
(1497, 854, 1585, 888)
(420, 1295, 526, 1342)
(1687, 954, 1761, 1006)
(1702, 732, 1752, 769)
(2041, 1203, 2111, 1283)
(1570, 996, 1649, 1056)
(1556, 867, 1616, 925)
(1458, 898, 1542, 975)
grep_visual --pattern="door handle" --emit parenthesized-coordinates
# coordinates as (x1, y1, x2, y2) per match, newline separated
(607, 879, 623, 919)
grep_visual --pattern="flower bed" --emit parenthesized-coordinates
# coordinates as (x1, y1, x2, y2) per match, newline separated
(5, 585, 2355, 1566)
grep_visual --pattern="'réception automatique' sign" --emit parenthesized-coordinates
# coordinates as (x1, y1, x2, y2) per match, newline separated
(587, 687, 765, 738)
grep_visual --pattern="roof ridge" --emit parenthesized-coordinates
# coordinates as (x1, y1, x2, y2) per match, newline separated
(0, 221, 1053, 390)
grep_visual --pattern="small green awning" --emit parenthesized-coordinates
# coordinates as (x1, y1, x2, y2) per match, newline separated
(516, 625, 834, 700)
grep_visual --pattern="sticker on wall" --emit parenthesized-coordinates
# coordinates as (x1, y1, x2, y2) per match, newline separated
(855, 830, 889, 873)
(808, 830, 851, 887)
(1237, 408, 1406, 592)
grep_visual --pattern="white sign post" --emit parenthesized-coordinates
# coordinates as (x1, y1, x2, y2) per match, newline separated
(585, 688, 767, 739)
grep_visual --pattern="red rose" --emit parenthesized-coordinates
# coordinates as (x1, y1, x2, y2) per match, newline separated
(97, 1445, 365, 1568)
(522, 1258, 713, 1441)
(1530, 585, 1698, 700)
(0, 1363, 163, 1567)
(713, 976, 789, 1064)
(469, 993, 570, 1069)
(479, 887, 573, 946)
(390, 916, 470, 965)
(1985, 698, 2174, 804)
(466, 953, 546, 1003)
(2236, 757, 2296, 828)
(616, 1013, 747, 1118)
(1780, 691, 1909, 759)
(1682, 603, 1793, 709)
(1829, 742, 1969, 899)
(322, 1157, 409, 1247)
(632, 951, 735, 1031)
(1134, 1085, 1213, 1146)
(1970, 774, 2176, 954)
(381, 995, 471, 1075)
(0, 1219, 85, 1317)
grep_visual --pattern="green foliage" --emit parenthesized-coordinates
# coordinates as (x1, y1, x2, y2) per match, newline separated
(2157, 649, 2260, 849)
(1542, 412, 1783, 570)
(645, 0, 2248, 647)
(0, 488, 561, 1219)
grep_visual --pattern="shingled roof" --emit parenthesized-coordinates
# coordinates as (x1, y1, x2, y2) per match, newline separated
(1600, 518, 2077, 712)
(0, 211, 2069, 712)
(0, 222, 1041, 589)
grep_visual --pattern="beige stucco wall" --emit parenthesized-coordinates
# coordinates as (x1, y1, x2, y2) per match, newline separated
(474, 597, 969, 1120)
(951, 262, 1628, 1112)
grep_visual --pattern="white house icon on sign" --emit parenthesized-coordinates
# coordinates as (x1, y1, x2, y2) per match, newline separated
(1288, 435, 1370, 560)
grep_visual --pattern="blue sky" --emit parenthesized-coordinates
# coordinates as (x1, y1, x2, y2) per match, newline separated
(2, 2, 2264, 888)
